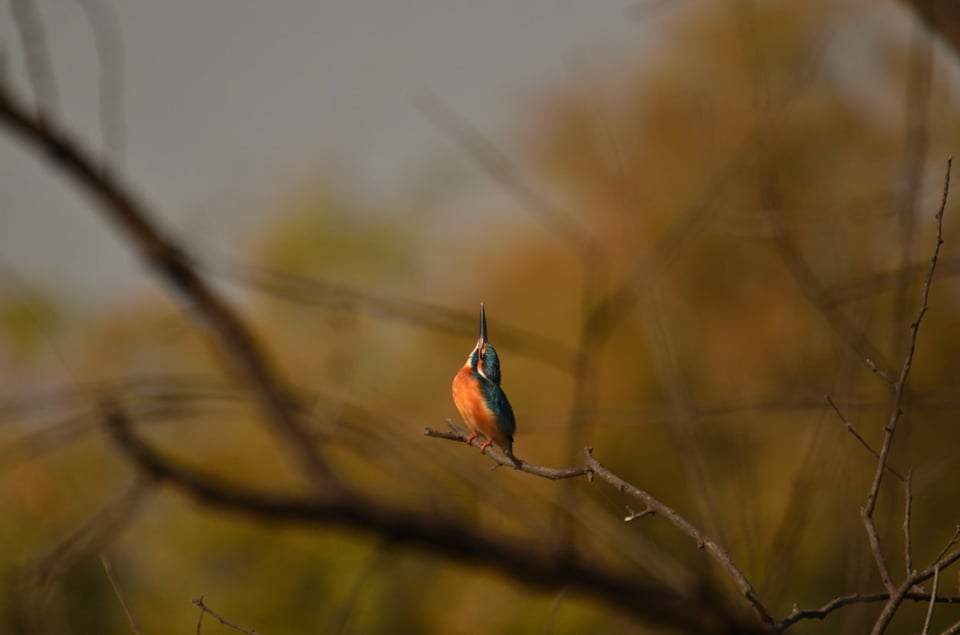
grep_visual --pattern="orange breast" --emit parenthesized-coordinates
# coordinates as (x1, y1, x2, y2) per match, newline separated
(452, 366, 506, 444)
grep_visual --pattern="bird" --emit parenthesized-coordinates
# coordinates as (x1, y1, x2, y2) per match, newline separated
(452, 303, 517, 457)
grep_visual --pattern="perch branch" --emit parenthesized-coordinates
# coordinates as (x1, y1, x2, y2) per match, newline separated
(426, 419, 775, 630)
(105, 407, 764, 635)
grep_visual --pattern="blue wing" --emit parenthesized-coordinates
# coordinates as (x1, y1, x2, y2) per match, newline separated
(488, 385, 516, 439)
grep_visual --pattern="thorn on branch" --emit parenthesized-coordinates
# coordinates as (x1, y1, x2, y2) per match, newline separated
(865, 358, 894, 385)
(624, 506, 655, 522)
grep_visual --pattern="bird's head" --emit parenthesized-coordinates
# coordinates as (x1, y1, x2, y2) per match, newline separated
(469, 303, 502, 385)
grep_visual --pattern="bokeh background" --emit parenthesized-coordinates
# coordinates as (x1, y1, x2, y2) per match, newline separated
(3, 1, 960, 633)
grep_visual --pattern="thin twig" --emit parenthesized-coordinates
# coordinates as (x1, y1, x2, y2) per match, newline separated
(99, 553, 143, 635)
(17, 477, 151, 589)
(582, 448, 776, 630)
(923, 564, 941, 634)
(863, 158, 950, 611)
(870, 549, 960, 635)
(866, 357, 895, 386)
(943, 617, 960, 635)
(778, 590, 960, 630)
(905, 470, 915, 578)
(931, 526, 960, 569)
(624, 506, 655, 522)
(826, 395, 905, 481)
(541, 589, 569, 635)
(193, 595, 261, 635)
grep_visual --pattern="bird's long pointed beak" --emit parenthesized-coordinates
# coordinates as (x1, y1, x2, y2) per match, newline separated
(478, 303, 487, 347)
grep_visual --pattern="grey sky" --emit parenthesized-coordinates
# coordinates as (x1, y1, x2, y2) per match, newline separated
(1, 1, 649, 303)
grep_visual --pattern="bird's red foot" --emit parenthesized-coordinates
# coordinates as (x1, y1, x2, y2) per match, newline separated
(479, 440, 493, 454)
(465, 432, 478, 445)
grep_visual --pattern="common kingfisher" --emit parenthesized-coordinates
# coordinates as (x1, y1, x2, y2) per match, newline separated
(452, 303, 516, 456)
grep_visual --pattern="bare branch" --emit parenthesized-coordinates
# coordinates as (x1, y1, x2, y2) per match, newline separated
(922, 564, 941, 635)
(905, 471, 915, 577)
(0, 81, 337, 493)
(863, 157, 950, 610)
(427, 418, 774, 629)
(99, 553, 143, 635)
(867, 156, 950, 509)
(870, 549, 960, 635)
(826, 395, 905, 481)
(860, 158, 953, 635)
(624, 506, 655, 522)
(425, 420, 587, 480)
(193, 595, 262, 635)
(863, 508, 897, 594)
(779, 590, 960, 630)
(16, 477, 151, 590)
(106, 407, 764, 634)
(931, 526, 960, 569)
(7, 477, 151, 632)
(582, 449, 775, 630)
